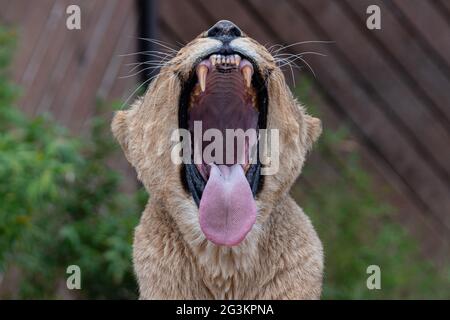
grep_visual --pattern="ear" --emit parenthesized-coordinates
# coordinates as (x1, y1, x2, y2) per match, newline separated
(304, 115, 322, 151)
(111, 110, 129, 156)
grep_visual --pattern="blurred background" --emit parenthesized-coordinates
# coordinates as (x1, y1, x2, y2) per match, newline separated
(0, 0, 448, 299)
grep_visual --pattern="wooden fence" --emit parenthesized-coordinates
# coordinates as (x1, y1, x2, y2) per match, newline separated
(1, 0, 449, 259)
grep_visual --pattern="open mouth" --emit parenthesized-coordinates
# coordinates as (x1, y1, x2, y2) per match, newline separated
(179, 50, 268, 246)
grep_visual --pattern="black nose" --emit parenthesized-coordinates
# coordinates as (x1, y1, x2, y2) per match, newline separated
(206, 20, 242, 40)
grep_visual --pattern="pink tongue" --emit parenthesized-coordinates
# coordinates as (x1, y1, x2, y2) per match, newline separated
(199, 164, 257, 246)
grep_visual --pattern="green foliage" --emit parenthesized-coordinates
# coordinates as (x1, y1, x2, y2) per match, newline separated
(294, 81, 449, 299)
(0, 27, 144, 299)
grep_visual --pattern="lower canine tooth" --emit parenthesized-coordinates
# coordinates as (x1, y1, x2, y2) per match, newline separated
(197, 64, 208, 92)
(242, 65, 252, 88)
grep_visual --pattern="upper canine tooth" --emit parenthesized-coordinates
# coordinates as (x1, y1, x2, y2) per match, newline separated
(196, 64, 208, 92)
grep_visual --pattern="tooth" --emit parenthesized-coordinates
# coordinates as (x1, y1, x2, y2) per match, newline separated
(226, 57, 230, 65)
(210, 55, 216, 65)
(197, 64, 208, 92)
(221, 56, 226, 64)
(242, 65, 252, 87)
(234, 54, 241, 66)
(230, 55, 235, 65)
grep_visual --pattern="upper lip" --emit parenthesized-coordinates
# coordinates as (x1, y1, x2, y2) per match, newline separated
(195, 49, 257, 72)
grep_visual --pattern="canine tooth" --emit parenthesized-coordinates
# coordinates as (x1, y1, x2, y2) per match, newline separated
(197, 64, 208, 92)
(242, 65, 252, 87)
(234, 54, 241, 66)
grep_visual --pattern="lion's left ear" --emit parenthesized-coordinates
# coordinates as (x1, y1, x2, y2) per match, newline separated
(304, 115, 322, 151)
(111, 110, 130, 157)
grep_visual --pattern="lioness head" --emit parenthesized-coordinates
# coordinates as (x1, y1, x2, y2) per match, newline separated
(112, 20, 321, 248)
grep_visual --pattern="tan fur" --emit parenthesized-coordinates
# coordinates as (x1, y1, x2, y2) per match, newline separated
(112, 29, 323, 299)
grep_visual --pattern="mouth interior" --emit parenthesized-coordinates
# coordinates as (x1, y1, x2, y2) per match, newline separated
(180, 51, 267, 246)
(188, 54, 258, 178)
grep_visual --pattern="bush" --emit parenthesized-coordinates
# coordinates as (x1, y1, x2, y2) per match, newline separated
(0, 27, 144, 299)
(294, 82, 449, 299)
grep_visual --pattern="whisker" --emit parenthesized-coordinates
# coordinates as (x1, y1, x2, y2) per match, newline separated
(119, 65, 162, 79)
(274, 51, 327, 59)
(125, 61, 170, 68)
(277, 59, 303, 72)
(119, 50, 175, 58)
(126, 60, 171, 74)
(295, 56, 316, 78)
(287, 60, 296, 86)
(272, 40, 334, 54)
(267, 43, 285, 54)
(137, 37, 179, 53)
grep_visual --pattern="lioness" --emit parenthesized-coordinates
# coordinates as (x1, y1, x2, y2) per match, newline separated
(112, 20, 323, 299)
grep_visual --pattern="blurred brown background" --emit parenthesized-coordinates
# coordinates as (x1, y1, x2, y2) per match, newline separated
(1, 0, 449, 263)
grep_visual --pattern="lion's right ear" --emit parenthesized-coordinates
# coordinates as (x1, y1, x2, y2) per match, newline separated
(111, 110, 129, 156)
(304, 114, 322, 151)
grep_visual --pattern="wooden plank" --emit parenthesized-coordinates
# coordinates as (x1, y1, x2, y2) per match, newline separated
(241, 0, 450, 229)
(437, 0, 450, 13)
(159, 0, 210, 43)
(10, 0, 55, 90)
(39, 0, 103, 120)
(293, 65, 448, 257)
(0, 1, 29, 24)
(100, 9, 139, 103)
(391, 0, 450, 69)
(306, 88, 449, 258)
(345, 0, 450, 125)
(69, 0, 134, 131)
(297, 0, 450, 186)
(50, 0, 118, 126)
(20, 1, 67, 115)
(0, 0, 14, 21)
(49, 0, 111, 123)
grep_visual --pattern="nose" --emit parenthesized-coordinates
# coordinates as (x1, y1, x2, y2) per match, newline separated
(206, 20, 242, 40)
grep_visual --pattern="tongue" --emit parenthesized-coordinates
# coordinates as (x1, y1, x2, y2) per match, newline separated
(199, 164, 257, 246)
